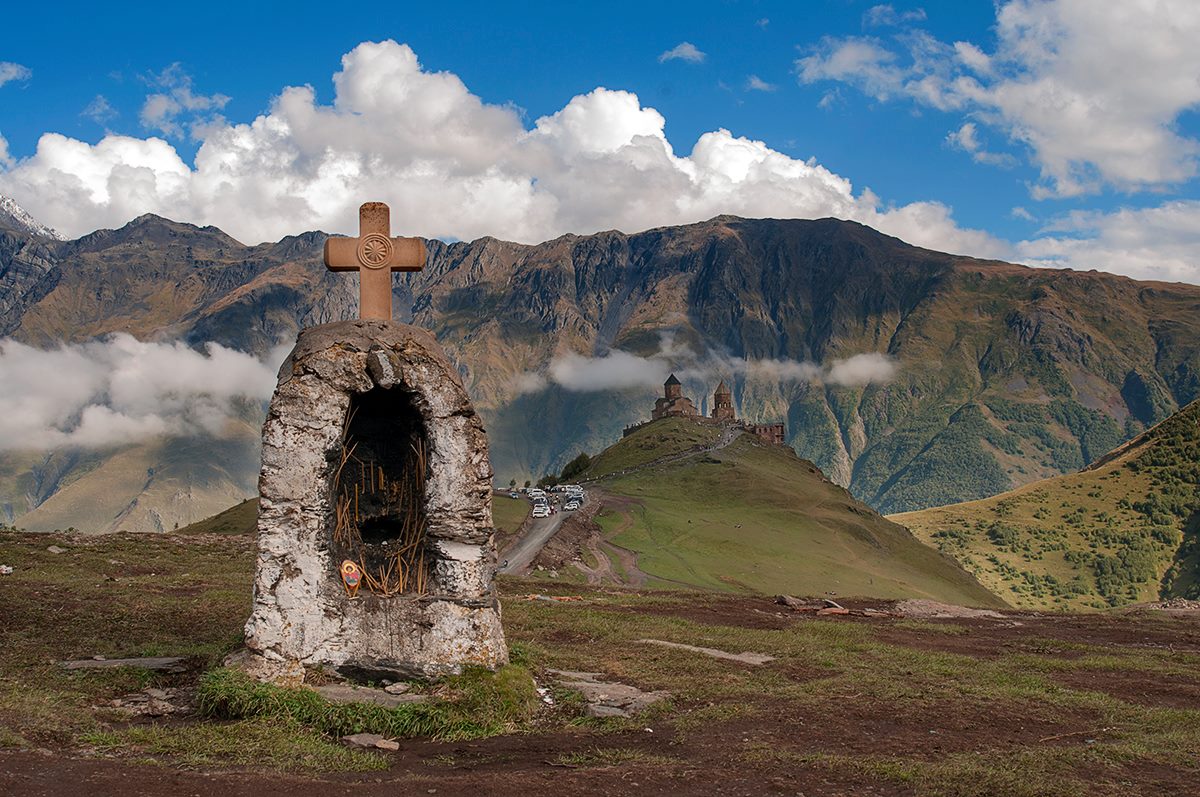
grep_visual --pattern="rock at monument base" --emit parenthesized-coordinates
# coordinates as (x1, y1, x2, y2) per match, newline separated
(315, 683, 427, 707)
(242, 320, 507, 684)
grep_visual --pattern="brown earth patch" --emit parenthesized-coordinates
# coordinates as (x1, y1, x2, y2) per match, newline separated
(1073, 759, 1200, 797)
(748, 700, 1109, 759)
(1051, 668, 1200, 710)
(877, 610, 1200, 659)
(530, 506, 598, 573)
(0, 732, 898, 797)
(528, 494, 652, 588)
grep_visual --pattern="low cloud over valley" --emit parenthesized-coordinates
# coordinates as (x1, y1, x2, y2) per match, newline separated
(515, 336, 897, 395)
(0, 335, 285, 452)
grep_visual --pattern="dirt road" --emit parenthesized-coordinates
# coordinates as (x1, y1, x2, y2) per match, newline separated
(497, 498, 585, 575)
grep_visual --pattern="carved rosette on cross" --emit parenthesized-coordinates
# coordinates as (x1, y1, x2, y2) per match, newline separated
(324, 202, 427, 320)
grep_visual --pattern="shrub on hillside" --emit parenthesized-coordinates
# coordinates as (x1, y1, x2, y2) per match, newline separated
(559, 452, 591, 482)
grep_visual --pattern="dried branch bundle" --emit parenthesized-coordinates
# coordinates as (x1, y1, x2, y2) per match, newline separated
(332, 432, 429, 596)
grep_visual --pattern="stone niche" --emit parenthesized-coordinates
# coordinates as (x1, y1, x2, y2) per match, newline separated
(242, 319, 507, 684)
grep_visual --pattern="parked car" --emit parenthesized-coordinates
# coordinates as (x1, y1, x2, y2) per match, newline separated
(564, 501, 580, 511)
(509, 491, 519, 499)
(532, 505, 550, 518)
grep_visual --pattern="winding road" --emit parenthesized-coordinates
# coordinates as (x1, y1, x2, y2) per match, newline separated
(496, 424, 746, 576)
(497, 498, 580, 575)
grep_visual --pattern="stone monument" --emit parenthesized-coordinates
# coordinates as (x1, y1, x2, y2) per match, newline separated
(241, 202, 507, 684)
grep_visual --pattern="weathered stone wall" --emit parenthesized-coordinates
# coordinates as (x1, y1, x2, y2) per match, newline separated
(242, 320, 507, 684)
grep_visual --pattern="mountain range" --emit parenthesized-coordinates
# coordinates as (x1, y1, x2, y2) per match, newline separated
(3, 195, 1200, 533)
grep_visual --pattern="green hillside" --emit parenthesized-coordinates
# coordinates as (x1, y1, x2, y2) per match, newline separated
(893, 401, 1200, 610)
(583, 418, 1001, 606)
(176, 498, 257, 536)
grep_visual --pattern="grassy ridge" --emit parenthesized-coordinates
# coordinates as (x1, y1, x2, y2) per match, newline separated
(583, 419, 723, 479)
(894, 401, 1200, 610)
(588, 419, 1000, 606)
(176, 498, 258, 536)
(176, 494, 532, 543)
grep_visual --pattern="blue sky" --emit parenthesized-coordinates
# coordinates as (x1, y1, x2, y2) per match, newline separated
(2, 0, 1199, 283)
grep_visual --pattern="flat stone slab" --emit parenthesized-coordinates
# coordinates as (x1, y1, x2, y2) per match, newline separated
(894, 600, 1005, 619)
(636, 638, 776, 665)
(61, 657, 187, 673)
(342, 732, 400, 751)
(106, 687, 189, 717)
(547, 669, 669, 718)
(315, 684, 427, 708)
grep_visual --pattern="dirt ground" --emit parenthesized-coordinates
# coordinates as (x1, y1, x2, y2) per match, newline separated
(3, 587, 1199, 797)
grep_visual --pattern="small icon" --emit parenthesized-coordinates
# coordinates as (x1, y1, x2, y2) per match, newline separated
(341, 560, 362, 598)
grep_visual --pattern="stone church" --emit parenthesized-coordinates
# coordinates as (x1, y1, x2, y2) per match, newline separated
(632, 375, 787, 447)
(651, 374, 699, 419)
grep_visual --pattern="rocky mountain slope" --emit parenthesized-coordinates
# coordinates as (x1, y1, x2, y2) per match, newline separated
(0, 195, 65, 241)
(2, 211, 1200, 532)
(893, 400, 1200, 609)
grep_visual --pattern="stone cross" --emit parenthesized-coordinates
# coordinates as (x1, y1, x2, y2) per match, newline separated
(324, 202, 426, 320)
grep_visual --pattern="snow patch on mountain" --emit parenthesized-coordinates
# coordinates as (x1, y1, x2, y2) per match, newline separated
(0, 195, 66, 240)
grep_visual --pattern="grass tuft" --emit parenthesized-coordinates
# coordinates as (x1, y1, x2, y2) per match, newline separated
(196, 665, 538, 742)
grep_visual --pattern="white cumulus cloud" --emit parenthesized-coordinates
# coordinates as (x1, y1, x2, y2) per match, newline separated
(825, 352, 898, 387)
(0, 39, 1002, 261)
(82, 95, 118, 126)
(1017, 201, 1200, 283)
(746, 75, 777, 92)
(139, 63, 231, 138)
(945, 122, 1015, 167)
(863, 5, 927, 27)
(798, 0, 1200, 198)
(0, 335, 285, 452)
